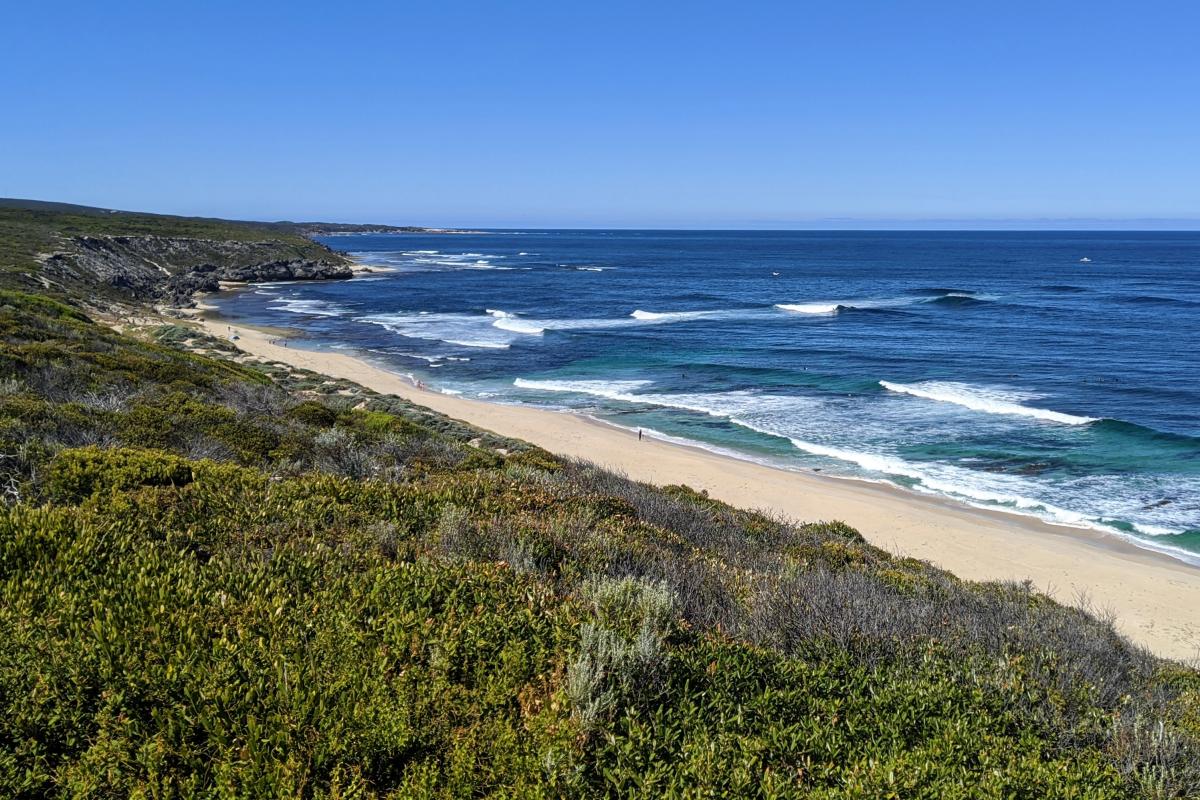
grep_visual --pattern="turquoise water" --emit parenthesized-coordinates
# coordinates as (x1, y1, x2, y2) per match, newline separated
(213, 230, 1200, 563)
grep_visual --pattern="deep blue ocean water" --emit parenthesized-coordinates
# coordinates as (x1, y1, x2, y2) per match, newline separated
(213, 231, 1200, 563)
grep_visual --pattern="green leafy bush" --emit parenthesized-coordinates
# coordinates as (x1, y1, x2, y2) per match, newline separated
(45, 446, 195, 502)
(0, 289, 1196, 797)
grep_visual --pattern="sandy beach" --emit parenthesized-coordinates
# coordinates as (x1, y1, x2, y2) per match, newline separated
(189, 309, 1200, 663)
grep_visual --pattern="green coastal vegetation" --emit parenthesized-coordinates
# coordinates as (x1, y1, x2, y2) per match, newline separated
(0, 198, 421, 276)
(0, 200, 327, 273)
(0, 203, 1199, 797)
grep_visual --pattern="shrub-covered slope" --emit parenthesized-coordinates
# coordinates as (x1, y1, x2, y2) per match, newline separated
(0, 201, 357, 307)
(1, 290, 1198, 798)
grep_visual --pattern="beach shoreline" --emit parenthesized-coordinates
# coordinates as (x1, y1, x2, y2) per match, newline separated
(182, 301, 1200, 663)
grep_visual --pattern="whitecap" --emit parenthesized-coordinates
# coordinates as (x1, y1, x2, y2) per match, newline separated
(492, 317, 546, 334)
(387, 352, 441, 363)
(629, 309, 722, 322)
(775, 303, 841, 315)
(879, 380, 1097, 425)
(514, 378, 654, 401)
(358, 311, 515, 349)
(270, 298, 348, 317)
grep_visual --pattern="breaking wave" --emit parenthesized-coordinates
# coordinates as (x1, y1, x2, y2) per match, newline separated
(269, 298, 349, 317)
(775, 303, 842, 315)
(879, 380, 1097, 425)
(630, 309, 725, 321)
(486, 309, 546, 335)
(513, 378, 653, 401)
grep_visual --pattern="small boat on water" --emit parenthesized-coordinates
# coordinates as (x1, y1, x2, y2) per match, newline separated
(771, 271, 780, 276)
(1079, 257, 1092, 263)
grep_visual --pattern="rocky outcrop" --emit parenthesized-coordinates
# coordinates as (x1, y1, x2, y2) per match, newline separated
(40, 235, 353, 306)
(161, 259, 354, 306)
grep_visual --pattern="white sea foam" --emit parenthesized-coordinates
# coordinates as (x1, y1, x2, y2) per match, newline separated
(358, 312, 514, 349)
(514, 378, 654, 401)
(630, 309, 721, 321)
(349, 250, 511, 273)
(385, 352, 441, 363)
(486, 309, 545, 334)
(360, 306, 738, 350)
(492, 317, 546, 334)
(775, 303, 841, 315)
(270, 298, 348, 317)
(1130, 522, 1180, 537)
(780, 436, 1200, 563)
(879, 380, 1097, 425)
(783, 438, 1100, 525)
(513, 381, 807, 423)
(784, 439, 914, 476)
(514, 381, 791, 423)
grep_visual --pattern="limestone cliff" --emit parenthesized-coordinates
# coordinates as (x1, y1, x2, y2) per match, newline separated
(40, 234, 353, 307)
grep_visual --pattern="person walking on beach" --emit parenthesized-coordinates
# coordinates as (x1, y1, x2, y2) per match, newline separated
(638, 429, 643, 441)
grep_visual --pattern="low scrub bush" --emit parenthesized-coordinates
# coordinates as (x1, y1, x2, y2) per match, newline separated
(0, 290, 1196, 796)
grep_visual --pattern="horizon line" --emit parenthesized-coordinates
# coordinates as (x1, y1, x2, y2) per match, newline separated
(5, 197, 1199, 231)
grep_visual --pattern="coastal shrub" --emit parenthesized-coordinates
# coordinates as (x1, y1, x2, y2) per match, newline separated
(214, 378, 287, 417)
(45, 446, 195, 503)
(286, 398, 339, 427)
(151, 323, 193, 344)
(580, 575, 677, 638)
(584, 638, 1131, 799)
(0, 289, 1198, 796)
(566, 577, 677, 735)
(504, 446, 563, 473)
(0, 495, 578, 797)
(0, 289, 90, 323)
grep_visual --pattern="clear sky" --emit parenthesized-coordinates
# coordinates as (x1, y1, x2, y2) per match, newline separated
(3, 1, 1198, 228)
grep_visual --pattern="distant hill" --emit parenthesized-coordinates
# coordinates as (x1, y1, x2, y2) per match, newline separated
(0, 198, 428, 307)
(269, 220, 432, 236)
(0, 197, 428, 237)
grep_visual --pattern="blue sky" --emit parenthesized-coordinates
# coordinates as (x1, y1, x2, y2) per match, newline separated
(3, 1, 1198, 227)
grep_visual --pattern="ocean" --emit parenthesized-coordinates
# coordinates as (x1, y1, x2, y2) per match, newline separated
(212, 230, 1200, 563)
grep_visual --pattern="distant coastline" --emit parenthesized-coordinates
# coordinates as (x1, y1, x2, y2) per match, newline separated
(317, 227, 488, 236)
